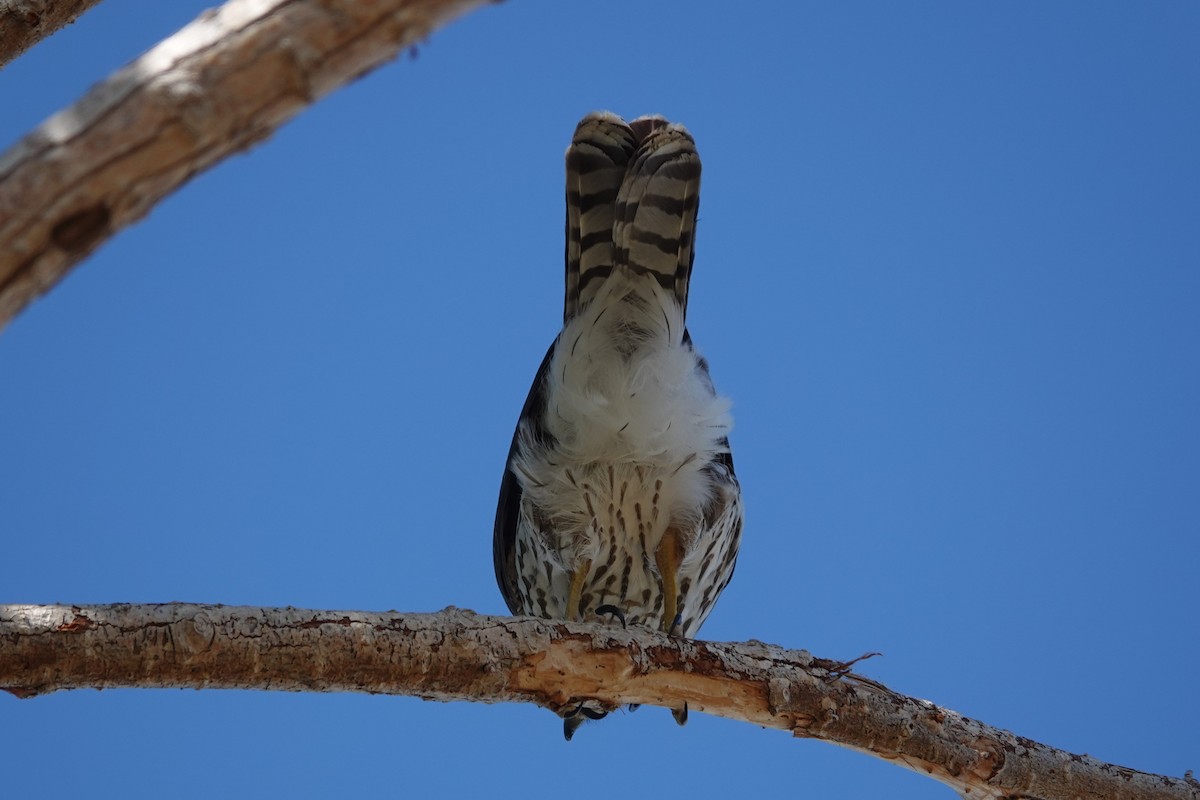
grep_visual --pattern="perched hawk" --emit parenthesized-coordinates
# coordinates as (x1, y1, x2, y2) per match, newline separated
(493, 112, 742, 739)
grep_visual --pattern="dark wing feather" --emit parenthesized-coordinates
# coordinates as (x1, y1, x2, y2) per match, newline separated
(493, 340, 557, 614)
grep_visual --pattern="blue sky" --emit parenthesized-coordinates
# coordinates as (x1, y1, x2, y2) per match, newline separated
(2, 2, 1197, 797)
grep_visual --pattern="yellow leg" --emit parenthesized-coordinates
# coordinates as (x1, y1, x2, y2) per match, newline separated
(565, 558, 592, 621)
(655, 528, 685, 634)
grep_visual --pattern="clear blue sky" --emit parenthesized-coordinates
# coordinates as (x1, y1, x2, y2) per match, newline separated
(3, 2, 1197, 797)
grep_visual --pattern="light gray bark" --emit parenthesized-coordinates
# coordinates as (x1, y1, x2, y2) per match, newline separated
(0, 0, 103, 67)
(2, 602, 1195, 800)
(0, 0, 493, 330)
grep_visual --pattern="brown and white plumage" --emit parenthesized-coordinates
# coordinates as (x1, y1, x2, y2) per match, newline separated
(494, 112, 742, 737)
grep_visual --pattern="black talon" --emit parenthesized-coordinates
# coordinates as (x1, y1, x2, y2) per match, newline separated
(671, 701, 689, 726)
(556, 705, 604, 743)
(627, 703, 641, 712)
(563, 712, 584, 741)
(668, 612, 682, 634)
(563, 701, 608, 740)
(595, 604, 627, 628)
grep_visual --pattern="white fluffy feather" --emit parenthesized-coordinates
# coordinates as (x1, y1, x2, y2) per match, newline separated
(513, 269, 732, 567)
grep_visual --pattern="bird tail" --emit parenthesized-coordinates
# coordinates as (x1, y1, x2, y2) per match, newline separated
(564, 112, 702, 321)
(563, 112, 636, 322)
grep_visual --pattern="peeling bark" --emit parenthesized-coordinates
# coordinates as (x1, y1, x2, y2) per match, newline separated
(0, 0, 494, 330)
(1, 603, 1195, 800)
(0, 0, 103, 67)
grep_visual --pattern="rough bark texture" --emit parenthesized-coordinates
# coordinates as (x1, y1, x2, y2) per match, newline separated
(0, 0, 103, 67)
(1, 603, 1195, 800)
(0, 0, 493, 331)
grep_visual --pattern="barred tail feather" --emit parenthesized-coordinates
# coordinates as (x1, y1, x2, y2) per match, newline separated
(564, 112, 637, 322)
(613, 119, 701, 315)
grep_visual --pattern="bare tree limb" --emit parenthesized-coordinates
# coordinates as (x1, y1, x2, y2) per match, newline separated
(0, 0, 103, 67)
(0, 0, 494, 331)
(1, 603, 1194, 800)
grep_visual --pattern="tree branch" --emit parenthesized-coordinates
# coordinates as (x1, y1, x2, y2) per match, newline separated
(1, 603, 1193, 800)
(0, 0, 494, 331)
(0, 0, 103, 68)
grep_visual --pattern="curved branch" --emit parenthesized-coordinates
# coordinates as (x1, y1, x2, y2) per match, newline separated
(0, 0, 493, 331)
(0, 0, 103, 68)
(1, 603, 1194, 800)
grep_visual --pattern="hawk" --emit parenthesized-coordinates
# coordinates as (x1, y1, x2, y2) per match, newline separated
(493, 112, 743, 739)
